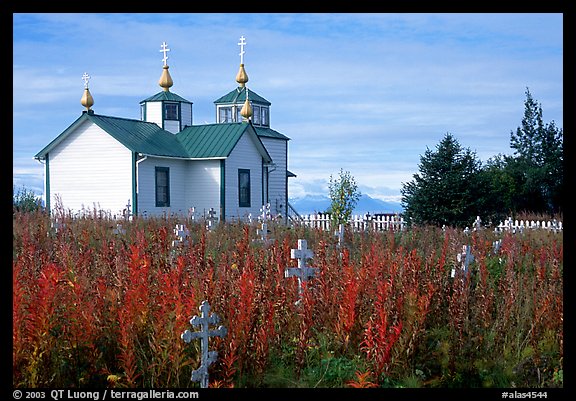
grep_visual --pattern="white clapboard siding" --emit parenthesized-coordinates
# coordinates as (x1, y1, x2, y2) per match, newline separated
(49, 120, 132, 214)
(163, 120, 180, 134)
(136, 156, 189, 216)
(260, 136, 287, 217)
(144, 102, 162, 127)
(181, 102, 193, 128)
(185, 160, 221, 216)
(225, 133, 263, 221)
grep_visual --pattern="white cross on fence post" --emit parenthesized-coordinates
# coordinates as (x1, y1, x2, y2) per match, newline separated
(181, 300, 227, 388)
(285, 239, 318, 299)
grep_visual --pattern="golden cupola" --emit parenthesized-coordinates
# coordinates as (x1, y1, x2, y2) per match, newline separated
(80, 72, 94, 111)
(158, 41, 174, 91)
(240, 88, 253, 121)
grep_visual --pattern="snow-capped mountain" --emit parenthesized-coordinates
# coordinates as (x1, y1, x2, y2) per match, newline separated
(289, 194, 403, 215)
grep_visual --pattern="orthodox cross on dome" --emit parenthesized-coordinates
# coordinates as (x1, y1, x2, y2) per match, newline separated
(238, 35, 246, 64)
(160, 41, 170, 66)
(82, 72, 91, 88)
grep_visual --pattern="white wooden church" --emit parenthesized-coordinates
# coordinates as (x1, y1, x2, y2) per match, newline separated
(34, 38, 295, 222)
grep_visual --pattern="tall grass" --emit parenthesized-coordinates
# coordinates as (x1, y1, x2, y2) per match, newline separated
(12, 211, 563, 388)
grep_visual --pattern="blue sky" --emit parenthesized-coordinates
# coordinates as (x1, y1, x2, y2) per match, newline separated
(13, 13, 563, 204)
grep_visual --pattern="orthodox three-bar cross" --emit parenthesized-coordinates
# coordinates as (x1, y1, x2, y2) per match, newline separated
(160, 41, 170, 66)
(206, 208, 218, 230)
(113, 223, 126, 235)
(257, 222, 268, 241)
(452, 244, 475, 278)
(181, 300, 227, 388)
(172, 224, 190, 247)
(238, 35, 246, 64)
(82, 72, 90, 89)
(285, 239, 318, 297)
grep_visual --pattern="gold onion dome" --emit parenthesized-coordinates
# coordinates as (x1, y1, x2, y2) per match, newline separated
(81, 87, 94, 110)
(159, 65, 173, 91)
(240, 88, 252, 120)
(236, 63, 249, 87)
(80, 72, 94, 110)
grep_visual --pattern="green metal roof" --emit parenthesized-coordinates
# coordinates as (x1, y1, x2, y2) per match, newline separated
(35, 112, 188, 159)
(176, 122, 271, 161)
(255, 127, 290, 140)
(140, 91, 192, 103)
(36, 113, 272, 163)
(89, 114, 189, 157)
(213, 86, 271, 106)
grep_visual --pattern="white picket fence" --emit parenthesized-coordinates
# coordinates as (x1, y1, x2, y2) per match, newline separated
(295, 212, 406, 232)
(293, 212, 562, 234)
(493, 217, 563, 233)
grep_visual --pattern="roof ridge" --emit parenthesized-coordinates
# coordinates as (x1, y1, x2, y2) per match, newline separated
(89, 113, 163, 127)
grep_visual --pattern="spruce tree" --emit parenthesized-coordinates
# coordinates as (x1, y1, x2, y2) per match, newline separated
(401, 133, 483, 228)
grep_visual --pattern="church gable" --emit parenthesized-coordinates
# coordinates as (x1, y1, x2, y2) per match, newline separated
(43, 117, 133, 214)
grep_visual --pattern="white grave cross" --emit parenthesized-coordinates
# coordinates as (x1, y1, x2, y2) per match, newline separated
(452, 244, 475, 278)
(206, 208, 218, 230)
(335, 224, 344, 248)
(285, 239, 318, 297)
(172, 224, 190, 247)
(113, 223, 126, 235)
(257, 222, 269, 242)
(474, 216, 482, 231)
(492, 239, 502, 254)
(123, 200, 132, 220)
(181, 300, 227, 388)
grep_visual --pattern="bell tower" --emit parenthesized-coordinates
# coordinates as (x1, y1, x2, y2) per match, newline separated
(213, 36, 271, 127)
(139, 41, 193, 133)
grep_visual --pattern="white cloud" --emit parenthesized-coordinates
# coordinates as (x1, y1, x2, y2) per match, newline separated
(13, 13, 563, 202)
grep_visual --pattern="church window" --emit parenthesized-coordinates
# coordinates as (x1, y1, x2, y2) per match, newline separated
(261, 107, 269, 126)
(253, 105, 261, 125)
(219, 107, 232, 123)
(238, 169, 251, 207)
(164, 103, 179, 120)
(155, 167, 170, 207)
